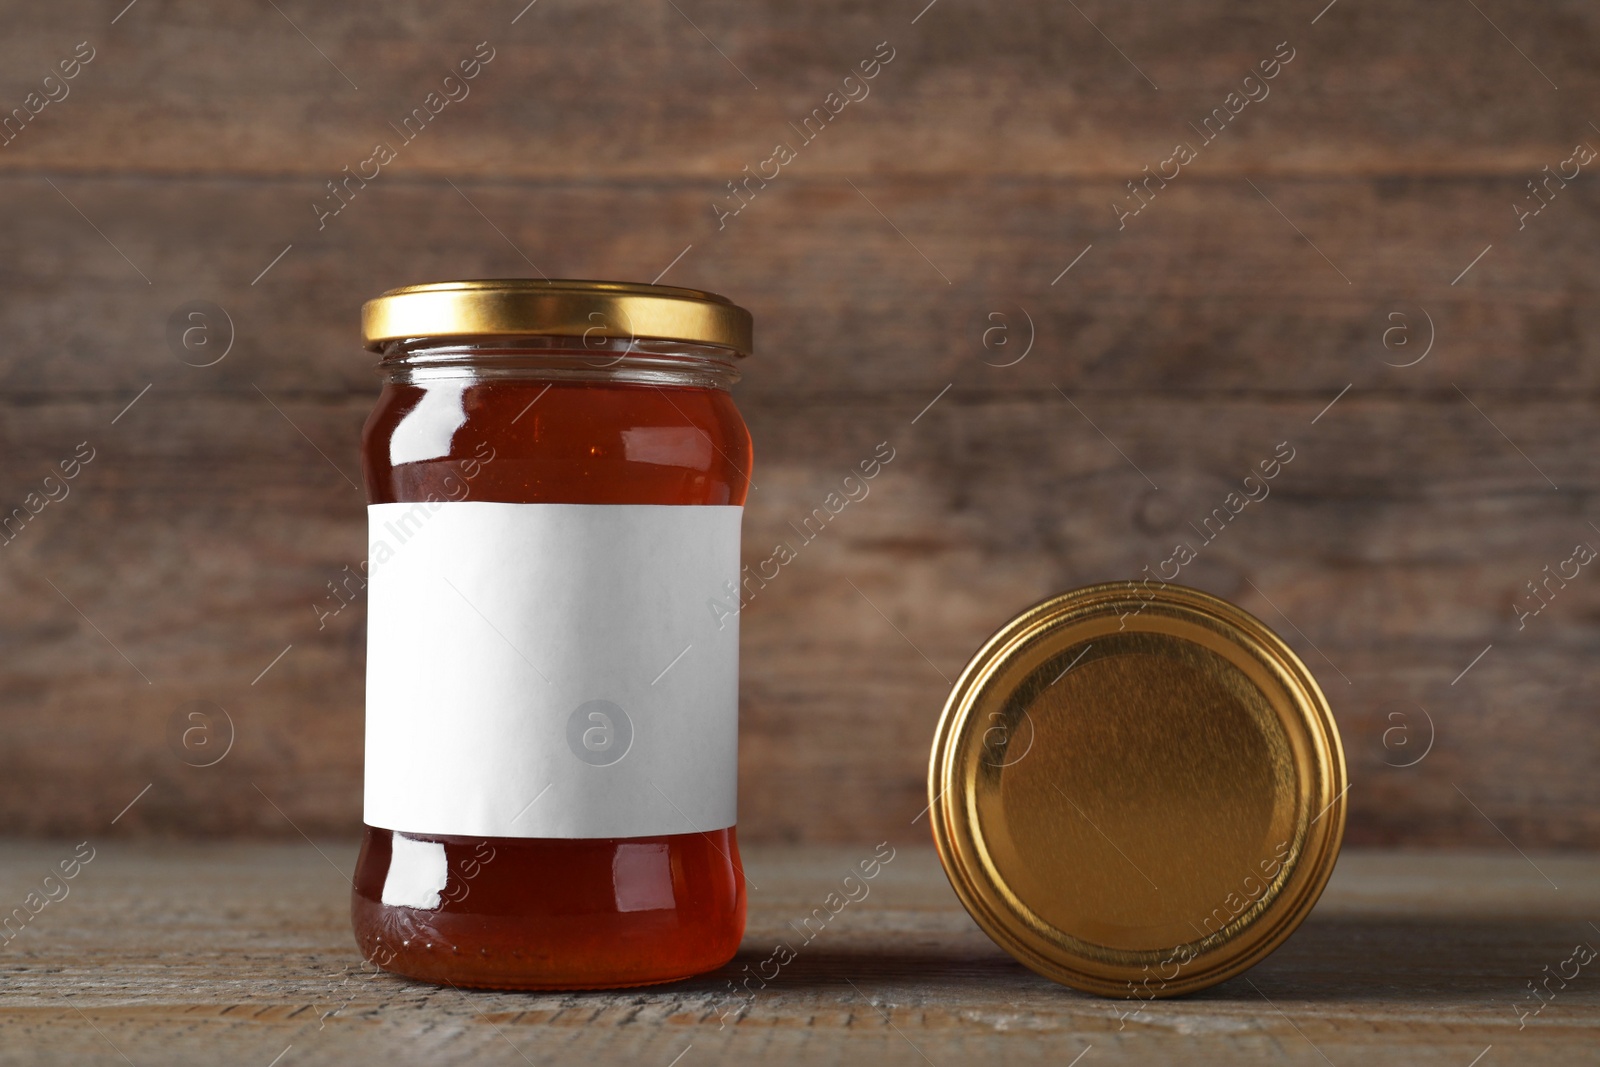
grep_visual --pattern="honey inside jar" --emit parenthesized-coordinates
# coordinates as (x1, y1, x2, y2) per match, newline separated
(353, 283, 753, 989)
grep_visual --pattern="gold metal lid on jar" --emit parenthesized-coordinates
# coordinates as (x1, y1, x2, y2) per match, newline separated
(929, 582, 1346, 998)
(361, 279, 753, 356)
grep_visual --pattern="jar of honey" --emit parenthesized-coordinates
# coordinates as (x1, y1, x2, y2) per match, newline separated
(351, 280, 753, 988)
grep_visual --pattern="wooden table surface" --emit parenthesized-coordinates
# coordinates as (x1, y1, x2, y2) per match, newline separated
(3, 841, 1597, 1066)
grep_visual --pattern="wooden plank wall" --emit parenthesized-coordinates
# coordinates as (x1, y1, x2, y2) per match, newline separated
(1, 0, 1597, 847)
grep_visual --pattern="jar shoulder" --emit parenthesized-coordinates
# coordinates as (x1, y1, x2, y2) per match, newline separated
(362, 379, 751, 506)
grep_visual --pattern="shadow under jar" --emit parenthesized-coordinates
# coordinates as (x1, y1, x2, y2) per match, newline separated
(351, 281, 753, 989)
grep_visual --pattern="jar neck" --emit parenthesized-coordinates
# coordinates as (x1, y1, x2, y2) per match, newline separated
(377, 335, 742, 390)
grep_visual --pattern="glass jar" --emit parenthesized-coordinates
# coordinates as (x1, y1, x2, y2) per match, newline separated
(350, 280, 753, 989)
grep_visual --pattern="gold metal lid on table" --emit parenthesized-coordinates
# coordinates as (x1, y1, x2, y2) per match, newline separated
(928, 582, 1346, 999)
(361, 279, 754, 355)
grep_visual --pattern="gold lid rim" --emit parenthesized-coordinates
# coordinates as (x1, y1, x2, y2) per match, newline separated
(928, 581, 1347, 999)
(360, 278, 754, 356)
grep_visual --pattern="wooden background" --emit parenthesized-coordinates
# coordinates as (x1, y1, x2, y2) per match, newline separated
(2, 0, 1597, 848)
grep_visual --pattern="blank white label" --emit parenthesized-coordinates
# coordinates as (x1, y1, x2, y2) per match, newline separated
(364, 501, 741, 839)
